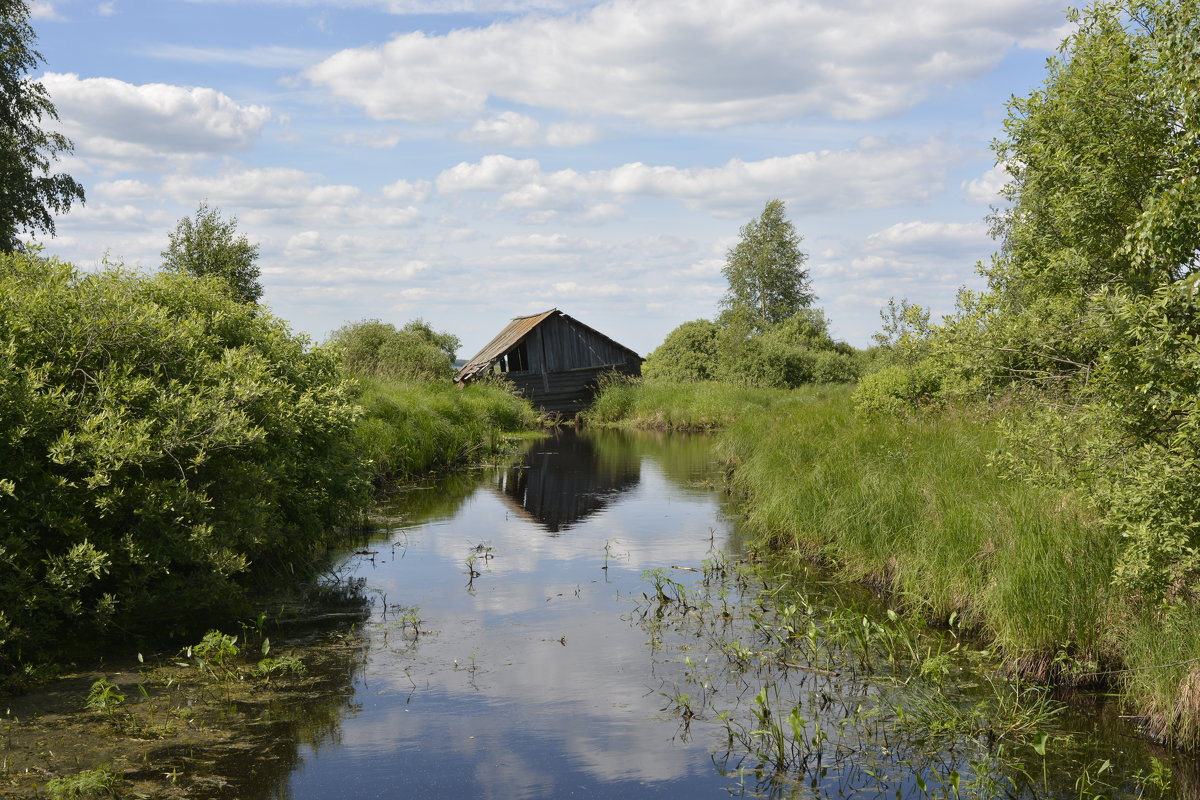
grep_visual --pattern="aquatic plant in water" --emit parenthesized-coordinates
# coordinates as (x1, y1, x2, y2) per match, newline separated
(632, 559, 1178, 799)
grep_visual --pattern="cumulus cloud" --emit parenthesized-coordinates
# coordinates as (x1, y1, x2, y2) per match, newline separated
(460, 112, 542, 147)
(29, 1, 60, 20)
(381, 178, 432, 203)
(161, 167, 358, 208)
(182, 0, 595, 11)
(40, 73, 271, 165)
(437, 140, 959, 217)
(864, 220, 990, 254)
(962, 164, 1011, 204)
(381, 0, 597, 11)
(459, 112, 599, 147)
(304, 0, 1066, 127)
(91, 179, 157, 203)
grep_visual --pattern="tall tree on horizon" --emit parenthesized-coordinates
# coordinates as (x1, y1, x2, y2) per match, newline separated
(162, 202, 263, 305)
(719, 199, 813, 334)
(0, 0, 85, 251)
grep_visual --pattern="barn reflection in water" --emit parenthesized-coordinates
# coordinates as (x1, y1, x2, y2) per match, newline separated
(493, 431, 640, 533)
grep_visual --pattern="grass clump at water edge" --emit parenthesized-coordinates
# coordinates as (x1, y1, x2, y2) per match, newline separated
(716, 392, 1116, 681)
(353, 378, 537, 484)
(584, 378, 792, 431)
(588, 380, 1117, 684)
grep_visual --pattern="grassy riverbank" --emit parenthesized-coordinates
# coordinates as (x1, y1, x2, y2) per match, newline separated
(354, 378, 537, 484)
(588, 380, 1200, 744)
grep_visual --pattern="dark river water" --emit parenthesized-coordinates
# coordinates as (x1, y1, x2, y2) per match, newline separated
(233, 429, 1192, 800)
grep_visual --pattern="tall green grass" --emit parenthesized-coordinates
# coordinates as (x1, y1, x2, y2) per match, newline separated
(589, 379, 1200, 743)
(589, 380, 1116, 678)
(585, 379, 791, 430)
(715, 389, 1115, 678)
(354, 378, 537, 483)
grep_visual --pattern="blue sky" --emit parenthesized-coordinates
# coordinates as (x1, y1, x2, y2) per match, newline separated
(29, 0, 1071, 357)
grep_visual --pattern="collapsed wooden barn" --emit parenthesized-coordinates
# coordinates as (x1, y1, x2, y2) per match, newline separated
(454, 309, 642, 415)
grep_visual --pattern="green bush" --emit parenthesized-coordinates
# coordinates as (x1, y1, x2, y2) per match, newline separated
(810, 349, 861, 383)
(0, 251, 369, 667)
(642, 319, 720, 382)
(714, 338, 816, 388)
(852, 359, 945, 414)
(327, 318, 459, 381)
(645, 311, 860, 390)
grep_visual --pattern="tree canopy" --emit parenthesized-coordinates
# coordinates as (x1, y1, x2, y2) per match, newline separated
(856, 0, 1200, 618)
(327, 318, 461, 382)
(162, 203, 263, 305)
(0, 0, 85, 251)
(719, 199, 813, 333)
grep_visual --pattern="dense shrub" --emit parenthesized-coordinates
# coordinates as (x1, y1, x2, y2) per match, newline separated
(645, 311, 860, 390)
(852, 360, 945, 415)
(642, 319, 720, 382)
(328, 318, 459, 381)
(714, 337, 815, 388)
(810, 349, 861, 384)
(0, 252, 369, 666)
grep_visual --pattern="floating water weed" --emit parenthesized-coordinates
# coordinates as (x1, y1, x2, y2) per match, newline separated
(252, 656, 306, 681)
(641, 568, 691, 612)
(632, 557, 1175, 799)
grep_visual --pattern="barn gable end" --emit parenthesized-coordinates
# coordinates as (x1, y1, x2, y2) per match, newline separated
(455, 309, 642, 415)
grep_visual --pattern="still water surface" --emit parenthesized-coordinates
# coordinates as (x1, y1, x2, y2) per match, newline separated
(250, 429, 1188, 799)
(289, 429, 738, 799)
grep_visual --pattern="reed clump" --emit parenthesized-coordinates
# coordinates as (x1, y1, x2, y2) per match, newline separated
(584, 378, 789, 431)
(714, 387, 1116, 679)
(589, 380, 1119, 682)
(353, 378, 537, 484)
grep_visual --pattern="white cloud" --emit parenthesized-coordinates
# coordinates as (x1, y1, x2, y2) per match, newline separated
(29, 1, 60, 20)
(97, 1, 117, 15)
(436, 154, 542, 193)
(142, 44, 324, 69)
(551, 281, 624, 296)
(864, 221, 990, 254)
(962, 164, 1011, 204)
(161, 168, 359, 209)
(182, 0, 596, 11)
(577, 203, 625, 222)
(41, 73, 271, 165)
(626, 235, 696, 258)
(544, 122, 598, 147)
(459, 113, 598, 149)
(460, 112, 542, 147)
(381, 178, 432, 203)
(334, 131, 404, 148)
(380, 0, 597, 11)
(437, 140, 959, 217)
(56, 202, 169, 232)
(495, 233, 602, 251)
(303, 0, 1066, 127)
(92, 179, 157, 203)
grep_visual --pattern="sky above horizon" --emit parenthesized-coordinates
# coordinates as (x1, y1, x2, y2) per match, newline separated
(29, 0, 1069, 357)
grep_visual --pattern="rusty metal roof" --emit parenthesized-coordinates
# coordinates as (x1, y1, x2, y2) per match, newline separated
(455, 309, 558, 383)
